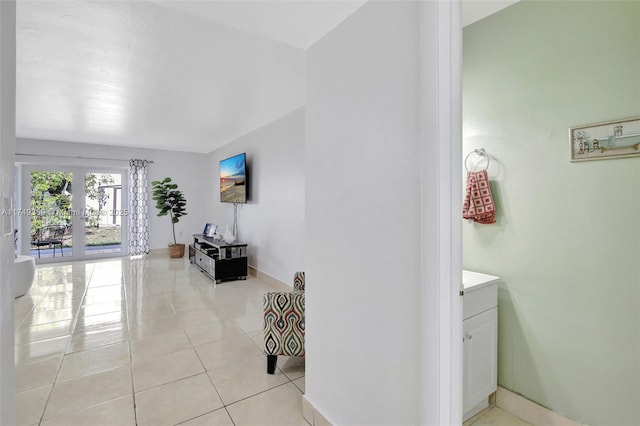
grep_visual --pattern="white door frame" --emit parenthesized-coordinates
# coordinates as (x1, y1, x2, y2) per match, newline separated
(19, 164, 129, 262)
(420, 1, 463, 425)
(0, 1, 16, 425)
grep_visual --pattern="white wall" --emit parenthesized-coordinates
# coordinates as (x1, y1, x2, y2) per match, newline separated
(16, 138, 210, 250)
(463, 2, 640, 424)
(305, 2, 423, 424)
(0, 1, 16, 424)
(207, 108, 305, 285)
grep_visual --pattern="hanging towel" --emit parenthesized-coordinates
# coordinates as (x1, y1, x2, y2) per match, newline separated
(462, 170, 496, 224)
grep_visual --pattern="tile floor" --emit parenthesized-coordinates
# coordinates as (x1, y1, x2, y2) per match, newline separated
(464, 406, 532, 426)
(14, 256, 306, 426)
(14, 255, 531, 426)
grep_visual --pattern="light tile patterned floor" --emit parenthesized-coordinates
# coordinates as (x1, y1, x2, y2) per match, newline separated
(14, 256, 307, 426)
(15, 256, 530, 426)
(464, 406, 533, 426)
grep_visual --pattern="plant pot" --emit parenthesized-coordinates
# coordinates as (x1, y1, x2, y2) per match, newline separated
(169, 243, 185, 258)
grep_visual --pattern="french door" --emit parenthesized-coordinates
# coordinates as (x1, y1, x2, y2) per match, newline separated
(20, 165, 128, 262)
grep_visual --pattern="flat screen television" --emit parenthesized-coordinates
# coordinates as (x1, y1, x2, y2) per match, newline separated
(220, 153, 247, 203)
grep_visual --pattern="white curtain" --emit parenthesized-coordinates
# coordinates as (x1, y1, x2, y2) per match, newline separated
(128, 159, 150, 255)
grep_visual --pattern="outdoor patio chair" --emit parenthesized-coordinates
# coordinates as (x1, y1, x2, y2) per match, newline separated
(31, 226, 66, 258)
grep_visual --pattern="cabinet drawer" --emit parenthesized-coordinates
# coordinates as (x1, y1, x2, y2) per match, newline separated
(194, 252, 213, 273)
(463, 283, 497, 320)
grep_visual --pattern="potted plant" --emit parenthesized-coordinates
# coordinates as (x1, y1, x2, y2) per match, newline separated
(151, 177, 188, 258)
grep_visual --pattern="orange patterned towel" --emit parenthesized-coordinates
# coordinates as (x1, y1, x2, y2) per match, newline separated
(462, 170, 496, 224)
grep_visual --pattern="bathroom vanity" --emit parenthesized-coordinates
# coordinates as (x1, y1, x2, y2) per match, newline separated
(462, 270, 499, 421)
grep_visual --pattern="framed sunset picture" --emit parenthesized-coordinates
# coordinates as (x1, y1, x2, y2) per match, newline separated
(220, 153, 247, 203)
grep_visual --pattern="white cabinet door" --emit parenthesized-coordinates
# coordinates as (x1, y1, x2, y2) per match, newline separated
(463, 307, 498, 414)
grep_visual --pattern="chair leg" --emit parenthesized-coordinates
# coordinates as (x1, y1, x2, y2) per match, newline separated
(267, 355, 277, 374)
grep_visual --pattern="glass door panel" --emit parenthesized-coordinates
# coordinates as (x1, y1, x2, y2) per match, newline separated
(29, 170, 73, 259)
(84, 172, 123, 256)
(22, 166, 127, 262)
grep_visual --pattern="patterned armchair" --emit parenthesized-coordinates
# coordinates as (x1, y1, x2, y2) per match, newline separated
(263, 272, 305, 374)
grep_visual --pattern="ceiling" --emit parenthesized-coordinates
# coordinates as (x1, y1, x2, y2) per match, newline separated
(159, 1, 367, 49)
(16, 0, 518, 154)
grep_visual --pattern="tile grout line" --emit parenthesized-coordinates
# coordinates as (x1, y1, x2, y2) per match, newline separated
(180, 288, 297, 425)
(198, 352, 236, 426)
(223, 380, 298, 408)
(34, 262, 94, 425)
(122, 264, 139, 426)
(17, 257, 306, 426)
(30, 263, 141, 424)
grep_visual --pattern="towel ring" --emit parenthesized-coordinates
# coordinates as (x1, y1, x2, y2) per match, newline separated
(464, 148, 490, 172)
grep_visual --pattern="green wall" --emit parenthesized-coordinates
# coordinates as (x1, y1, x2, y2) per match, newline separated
(463, 1, 640, 424)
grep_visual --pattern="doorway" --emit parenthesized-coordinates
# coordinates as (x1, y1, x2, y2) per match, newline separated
(19, 165, 128, 262)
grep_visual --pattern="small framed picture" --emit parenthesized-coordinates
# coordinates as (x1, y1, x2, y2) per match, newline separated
(570, 116, 640, 162)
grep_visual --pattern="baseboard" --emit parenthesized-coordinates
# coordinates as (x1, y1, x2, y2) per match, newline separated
(149, 248, 168, 255)
(248, 266, 290, 289)
(464, 398, 490, 422)
(302, 395, 332, 426)
(496, 387, 583, 426)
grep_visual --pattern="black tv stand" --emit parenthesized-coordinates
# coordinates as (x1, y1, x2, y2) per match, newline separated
(189, 234, 248, 283)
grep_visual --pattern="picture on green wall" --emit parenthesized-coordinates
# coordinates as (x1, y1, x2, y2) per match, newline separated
(570, 116, 640, 162)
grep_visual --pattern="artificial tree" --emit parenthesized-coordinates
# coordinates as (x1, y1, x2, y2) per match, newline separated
(151, 177, 187, 257)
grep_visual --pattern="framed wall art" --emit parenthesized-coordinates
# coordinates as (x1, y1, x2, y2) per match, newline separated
(570, 116, 640, 162)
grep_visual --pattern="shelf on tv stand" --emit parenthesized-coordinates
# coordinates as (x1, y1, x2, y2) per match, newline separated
(189, 234, 248, 284)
